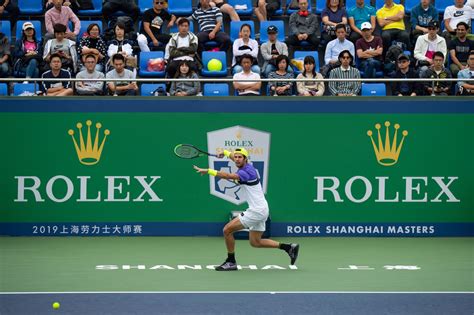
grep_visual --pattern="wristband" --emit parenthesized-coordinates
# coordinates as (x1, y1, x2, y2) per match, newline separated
(207, 169, 218, 176)
(223, 150, 231, 157)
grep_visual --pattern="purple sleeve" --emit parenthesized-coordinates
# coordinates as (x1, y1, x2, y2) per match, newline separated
(237, 169, 251, 182)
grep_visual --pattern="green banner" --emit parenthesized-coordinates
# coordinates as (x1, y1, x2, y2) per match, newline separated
(1, 113, 473, 223)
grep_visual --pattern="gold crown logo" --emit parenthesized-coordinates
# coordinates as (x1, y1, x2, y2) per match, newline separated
(367, 121, 408, 166)
(68, 120, 110, 165)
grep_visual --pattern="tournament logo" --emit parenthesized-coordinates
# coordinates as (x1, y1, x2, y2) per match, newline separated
(68, 120, 110, 165)
(207, 126, 271, 205)
(367, 121, 408, 166)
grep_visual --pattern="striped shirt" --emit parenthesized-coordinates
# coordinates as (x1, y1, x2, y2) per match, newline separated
(268, 71, 294, 95)
(328, 66, 361, 96)
(191, 7, 223, 32)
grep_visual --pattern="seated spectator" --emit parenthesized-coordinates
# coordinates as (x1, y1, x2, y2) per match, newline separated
(376, 0, 410, 52)
(13, 22, 43, 81)
(106, 22, 137, 73)
(457, 51, 474, 96)
(77, 23, 107, 72)
(449, 22, 474, 77)
(205, 0, 239, 21)
(356, 22, 383, 78)
(75, 54, 105, 95)
(414, 21, 447, 75)
(420, 51, 452, 96)
(255, 0, 281, 22)
(164, 18, 199, 78)
(137, 0, 176, 52)
(106, 53, 138, 96)
(170, 60, 200, 96)
(45, 0, 80, 41)
(260, 25, 292, 78)
(391, 53, 421, 96)
(103, 0, 140, 22)
(268, 55, 294, 96)
(328, 50, 361, 96)
(0, 31, 10, 77)
(233, 54, 261, 96)
(443, 0, 473, 46)
(410, 0, 438, 46)
(43, 23, 78, 74)
(45, 0, 94, 13)
(286, 0, 320, 51)
(191, 0, 231, 54)
(321, 24, 355, 77)
(40, 53, 74, 96)
(321, 0, 349, 43)
(296, 55, 324, 96)
(0, 0, 19, 22)
(232, 23, 260, 74)
(347, 0, 376, 43)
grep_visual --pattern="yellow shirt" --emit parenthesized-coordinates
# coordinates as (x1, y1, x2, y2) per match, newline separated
(376, 4, 405, 30)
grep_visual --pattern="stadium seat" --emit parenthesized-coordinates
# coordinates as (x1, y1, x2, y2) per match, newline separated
(313, 0, 323, 14)
(357, 58, 384, 78)
(0, 21, 11, 40)
(168, 0, 193, 16)
(138, 0, 152, 14)
(230, 20, 255, 42)
(435, 0, 451, 13)
(77, 0, 102, 15)
(361, 83, 386, 96)
(404, 0, 419, 13)
(293, 51, 320, 73)
(203, 83, 230, 96)
(139, 51, 166, 77)
(78, 20, 103, 38)
(288, 0, 312, 14)
(0, 83, 8, 96)
(16, 20, 42, 42)
(345, 0, 357, 9)
(259, 20, 285, 43)
(18, 0, 43, 15)
(13, 83, 37, 96)
(140, 83, 167, 96)
(201, 51, 228, 77)
(228, 0, 253, 16)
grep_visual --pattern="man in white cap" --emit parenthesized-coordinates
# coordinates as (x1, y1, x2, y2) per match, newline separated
(194, 148, 300, 271)
(356, 22, 383, 78)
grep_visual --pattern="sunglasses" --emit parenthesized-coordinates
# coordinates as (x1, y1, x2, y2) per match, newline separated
(155, 1, 164, 4)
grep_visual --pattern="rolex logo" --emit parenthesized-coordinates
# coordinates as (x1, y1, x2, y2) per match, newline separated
(367, 121, 408, 166)
(68, 120, 110, 165)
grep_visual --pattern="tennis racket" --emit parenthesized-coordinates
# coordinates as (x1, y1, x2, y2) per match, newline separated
(174, 144, 219, 159)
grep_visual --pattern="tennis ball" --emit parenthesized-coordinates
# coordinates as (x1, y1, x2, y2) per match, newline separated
(207, 58, 222, 72)
(52, 302, 60, 310)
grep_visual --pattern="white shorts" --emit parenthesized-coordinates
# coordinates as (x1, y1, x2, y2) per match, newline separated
(237, 208, 269, 232)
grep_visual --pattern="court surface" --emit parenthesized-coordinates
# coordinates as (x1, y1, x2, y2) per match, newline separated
(1, 237, 473, 314)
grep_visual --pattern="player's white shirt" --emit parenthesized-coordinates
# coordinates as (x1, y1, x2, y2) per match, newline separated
(237, 163, 269, 212)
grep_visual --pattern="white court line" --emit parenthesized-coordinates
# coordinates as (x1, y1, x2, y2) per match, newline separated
(0, 291, 473, 295)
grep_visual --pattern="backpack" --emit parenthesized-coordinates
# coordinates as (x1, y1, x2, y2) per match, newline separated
(384, 43, 404, 76)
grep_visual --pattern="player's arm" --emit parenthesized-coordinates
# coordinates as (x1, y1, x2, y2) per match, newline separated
(193, 165, 240, 180)
(217, 149, 236, 162)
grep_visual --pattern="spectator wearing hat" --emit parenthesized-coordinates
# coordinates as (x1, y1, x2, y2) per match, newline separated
(0, 0, 19, 22)
(391, 53, 421, 96)
(347, 0, 376, 44)
(328, 50, 361, 96)
(449, 22, 474, 77)
(13, 22, 43, 81)
(443, 0, 473, 45)
(260, 25, 292, 78)
(287, 0, 320, 51)
(410, 0, 438, 45)
(414, 20, 447, 75)
(45, 0, 81, 41)
(356, 22, 383, 78)
(420, 51, 452, 95)
(376, 0, 410, 52)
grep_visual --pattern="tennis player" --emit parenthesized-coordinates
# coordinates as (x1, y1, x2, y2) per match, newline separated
(194, 148, 300, 271)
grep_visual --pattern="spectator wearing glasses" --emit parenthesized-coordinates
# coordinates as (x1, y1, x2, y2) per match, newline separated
(391, 53, 421, 96)
(376, 0, 410, 52)
(75, 54, 105, 95)
(40, 53, 74, 96)
(420, 51, 452, 96)
(138, 0, 176, 52)
(356, 22, 383, 78)
(328, 50, 361, 96)
(410, 0, 438, 46)
(457, 51, 474, 96)
(449, 22, 474, 77)
(414, 20, 446, 76)
(347, 0, 376, 44)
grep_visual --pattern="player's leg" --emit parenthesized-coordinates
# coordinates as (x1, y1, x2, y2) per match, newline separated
(215, 217, 245, 271)
(249, 231, 279, 248)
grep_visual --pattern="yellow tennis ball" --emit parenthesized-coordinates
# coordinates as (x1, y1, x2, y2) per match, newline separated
(207, 58, 222, 72)
(52, 302, 60, 309)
